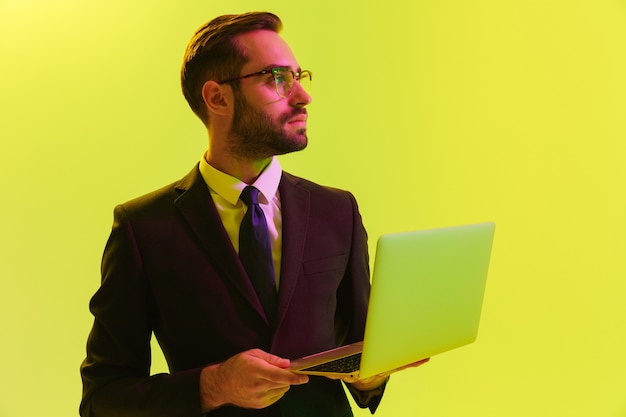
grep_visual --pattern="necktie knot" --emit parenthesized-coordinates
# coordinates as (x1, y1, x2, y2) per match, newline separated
(240, 186, 259, 207)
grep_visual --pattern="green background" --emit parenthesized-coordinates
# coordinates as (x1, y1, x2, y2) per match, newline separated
(1, 0, 625, 415)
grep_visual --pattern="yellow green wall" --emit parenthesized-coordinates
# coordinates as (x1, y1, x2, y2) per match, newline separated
(1, 1, 625, 415)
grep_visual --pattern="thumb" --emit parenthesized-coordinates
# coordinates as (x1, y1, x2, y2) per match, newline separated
(264, 353, 291, 369)
(249, 349, 291, 369)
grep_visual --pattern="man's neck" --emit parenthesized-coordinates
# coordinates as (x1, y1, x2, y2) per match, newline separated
(204, 150, 272, 185)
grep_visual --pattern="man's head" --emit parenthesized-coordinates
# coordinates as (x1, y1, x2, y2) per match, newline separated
(181, 12, 282, 126)
(181, 12, 312, 160)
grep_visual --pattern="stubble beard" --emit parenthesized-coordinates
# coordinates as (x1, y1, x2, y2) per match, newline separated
(229, 92, 308, 160)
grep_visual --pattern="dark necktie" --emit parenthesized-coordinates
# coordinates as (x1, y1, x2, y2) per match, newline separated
(239, 186, 277, 324)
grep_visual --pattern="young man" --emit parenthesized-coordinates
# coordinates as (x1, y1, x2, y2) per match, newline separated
(80, 12, 424, 416)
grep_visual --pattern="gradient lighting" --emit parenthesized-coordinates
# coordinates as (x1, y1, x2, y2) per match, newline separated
(1, 1, 625, 416)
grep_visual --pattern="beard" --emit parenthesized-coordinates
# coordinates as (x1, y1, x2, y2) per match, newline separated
(228, 90, 308, 160)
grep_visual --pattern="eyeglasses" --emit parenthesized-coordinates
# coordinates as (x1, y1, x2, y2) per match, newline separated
(217, 67, 312, 99)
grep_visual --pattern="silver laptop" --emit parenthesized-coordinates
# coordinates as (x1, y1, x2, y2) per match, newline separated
(289, 222, 495, 379)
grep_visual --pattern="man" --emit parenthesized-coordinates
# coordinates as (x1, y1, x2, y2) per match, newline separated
(80, 12, 424, 416)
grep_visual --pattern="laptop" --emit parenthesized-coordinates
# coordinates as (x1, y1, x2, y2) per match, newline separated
(289, 222, 495, 379)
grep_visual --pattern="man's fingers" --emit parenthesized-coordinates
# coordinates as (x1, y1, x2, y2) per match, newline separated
(260, 363, 309, 386)
(335, 358, 432, 388)
(246, 349, 309, 386)
(249, 349, 291, 369)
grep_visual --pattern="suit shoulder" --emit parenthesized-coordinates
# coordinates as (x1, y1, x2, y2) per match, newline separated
(282, 171, 355, 200)
(117, 165, 199, 214)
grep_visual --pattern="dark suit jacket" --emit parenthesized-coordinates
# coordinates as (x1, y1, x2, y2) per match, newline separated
(80, 165, 380, 417)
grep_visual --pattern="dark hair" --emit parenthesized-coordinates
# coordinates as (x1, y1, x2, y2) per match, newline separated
(181, 12, 283, 126)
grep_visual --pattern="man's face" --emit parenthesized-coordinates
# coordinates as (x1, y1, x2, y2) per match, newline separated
(227, 30, 312, 160)
(230, 88, 308, 159)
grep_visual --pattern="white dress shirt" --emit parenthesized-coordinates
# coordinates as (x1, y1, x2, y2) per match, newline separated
(198, 154, 283, 287)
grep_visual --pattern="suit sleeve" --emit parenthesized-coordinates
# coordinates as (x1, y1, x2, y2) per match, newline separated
(336, 192, 389, 414)
(79, 205, 203, 417)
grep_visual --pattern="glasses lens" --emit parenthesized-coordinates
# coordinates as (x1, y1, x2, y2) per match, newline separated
(273, 69, 312, 98)
(298, 71, 312, 96)
(273, 69, 293, 98)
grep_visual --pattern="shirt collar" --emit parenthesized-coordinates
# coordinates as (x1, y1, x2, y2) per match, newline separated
(199, 154, 283, 205)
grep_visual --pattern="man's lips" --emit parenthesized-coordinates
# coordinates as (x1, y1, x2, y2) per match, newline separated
(288, 116, 307, 123)
(285, 110, 308, 124)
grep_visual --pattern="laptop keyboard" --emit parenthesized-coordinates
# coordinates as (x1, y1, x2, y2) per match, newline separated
(300, 352, 362, 373)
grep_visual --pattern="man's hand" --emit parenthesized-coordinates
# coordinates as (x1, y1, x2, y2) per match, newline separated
(200, 349, 309, 412)
(339, 358, 431, 391)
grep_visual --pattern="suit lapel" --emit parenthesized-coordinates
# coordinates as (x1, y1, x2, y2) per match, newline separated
(276, 173, 310, 327)
(173, 166, 268, 322)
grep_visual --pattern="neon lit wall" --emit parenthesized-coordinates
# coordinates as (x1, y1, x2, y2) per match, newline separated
(1, 1, 625, 415)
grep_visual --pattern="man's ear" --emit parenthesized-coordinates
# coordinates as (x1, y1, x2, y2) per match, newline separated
(202, 81, 232, 117)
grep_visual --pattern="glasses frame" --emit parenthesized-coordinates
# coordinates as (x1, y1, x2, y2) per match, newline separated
(217, 67, 312, 99)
